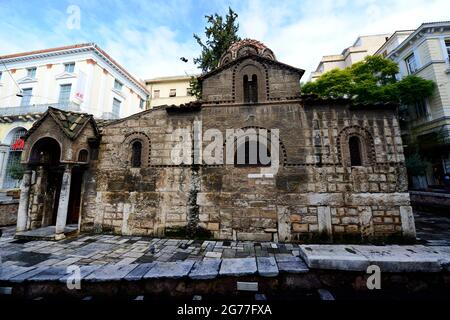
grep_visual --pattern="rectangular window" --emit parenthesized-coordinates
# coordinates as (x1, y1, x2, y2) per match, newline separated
(405, 54, 418, 74)
(112, 98, 121, 117)
(169, 89, 176, 97)
(58, 84, 72, 104)
(64, 62, 75, 73)
(415, 99, 428, 119)
(114, 79, 123, 91)
(20, 88, 32, 106)
(445, 39, 450, 61)
(153, 90, 160, 99)
(139, 99, 145, 109)
(0, 71, 2, 81)
(27, 67, 36, 79)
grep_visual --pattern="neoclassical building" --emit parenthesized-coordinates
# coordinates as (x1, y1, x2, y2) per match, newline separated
(16, 39, 416, 243)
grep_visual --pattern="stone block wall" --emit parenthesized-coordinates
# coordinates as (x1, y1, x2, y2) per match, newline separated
(80, 101, 414, 243)
(0, 201, 18, 226)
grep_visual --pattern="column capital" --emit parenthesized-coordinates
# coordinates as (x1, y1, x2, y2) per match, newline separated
(0, 144, 9, 152)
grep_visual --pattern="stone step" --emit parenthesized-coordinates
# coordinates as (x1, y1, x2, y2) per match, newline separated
(299, 244, 450, 272)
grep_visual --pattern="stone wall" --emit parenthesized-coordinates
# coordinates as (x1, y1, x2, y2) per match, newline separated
(80, 101, 414, 243)
(0, 201, 18, 226)
(201, 57, 302, 104)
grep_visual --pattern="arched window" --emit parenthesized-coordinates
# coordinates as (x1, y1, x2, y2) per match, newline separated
(3, 128, 27, 188)
(131, 140, 142, 168)
(244, 75, 249, 103)
(243, 74, 258, 103)
(234, 137, 270, 167)
(349, 136, 362, 166)
(251, 74, 258, 103)
(78, 149, 89, 163)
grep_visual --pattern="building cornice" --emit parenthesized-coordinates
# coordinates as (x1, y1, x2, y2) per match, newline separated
(0, 43, 149, 98)
(387, 22, 450, 57)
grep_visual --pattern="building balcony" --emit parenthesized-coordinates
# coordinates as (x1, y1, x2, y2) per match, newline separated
(0, 102, 81, 122)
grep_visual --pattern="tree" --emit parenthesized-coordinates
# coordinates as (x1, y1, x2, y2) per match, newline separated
(9, 162, 24, 185)
(301, 55, 435, 105)
(302, 69, 353, 98)
(188, 76, 202, 100)
(396, 75, 436, 105)
(193, 7, 241, 73)
(405, 152, 430, 176)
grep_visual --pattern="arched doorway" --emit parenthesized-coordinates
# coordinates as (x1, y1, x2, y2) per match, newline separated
(30, 137, 63, 226)
(2, 127, 27, 189)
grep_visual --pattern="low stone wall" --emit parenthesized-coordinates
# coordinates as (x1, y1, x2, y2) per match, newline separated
(0, 200, 18, 226)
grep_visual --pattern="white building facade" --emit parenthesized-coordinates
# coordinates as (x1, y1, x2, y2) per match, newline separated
(309, 34, 391, 81)
(376, 22, 450, 188)
(0, 43, 149, 190)
(145, 75, 196, 108)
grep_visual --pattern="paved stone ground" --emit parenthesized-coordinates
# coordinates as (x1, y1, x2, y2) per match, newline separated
(414, 210, 450, 246)
(0, 208, 449, 283)
(0, 227, 301, 268)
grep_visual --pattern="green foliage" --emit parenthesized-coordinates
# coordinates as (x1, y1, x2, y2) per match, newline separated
(193, 7, 241, 73)
(302, 55, 435, 105)
(9, 162, 24, 180)
(302, 69, 353, 98)
(405, 153, 430, 176)
(396, 75, 436, 105)
(188, 76, 202, 100)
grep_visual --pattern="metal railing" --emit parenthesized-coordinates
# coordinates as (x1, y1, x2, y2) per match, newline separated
(0, 102, 81, 117)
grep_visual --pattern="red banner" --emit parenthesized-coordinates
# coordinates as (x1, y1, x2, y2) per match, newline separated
(11, 138, 24, 151)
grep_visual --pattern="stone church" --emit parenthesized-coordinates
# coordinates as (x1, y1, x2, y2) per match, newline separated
(16, 39, 416, 243)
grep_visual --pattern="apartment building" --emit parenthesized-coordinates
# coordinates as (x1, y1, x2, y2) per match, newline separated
(0, 43, 149, 189)
(376, 22, 450, 187)
(309, 34, 391, 81)
(145, 75, 196, 108)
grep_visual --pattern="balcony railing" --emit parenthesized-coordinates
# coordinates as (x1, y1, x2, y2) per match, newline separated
(0, 102, 81, 117)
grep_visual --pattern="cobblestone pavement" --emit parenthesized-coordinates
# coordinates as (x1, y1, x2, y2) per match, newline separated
(0, 209, 449, 275)
(0, 228, 301, 268)
(414, 210, 450, 246)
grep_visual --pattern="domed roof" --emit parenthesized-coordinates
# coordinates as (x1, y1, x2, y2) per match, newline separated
(218, 39, 276, 67)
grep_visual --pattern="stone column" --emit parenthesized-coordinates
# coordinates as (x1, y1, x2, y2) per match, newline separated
(0, 144, 9, 189)
(16, 170, 32, 232)
(55, 165, 72, 238)
(400, 206, 416, 240)
(317, 206, 333, 241)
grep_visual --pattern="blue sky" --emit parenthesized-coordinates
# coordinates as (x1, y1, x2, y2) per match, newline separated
(1, 0, 449, 79)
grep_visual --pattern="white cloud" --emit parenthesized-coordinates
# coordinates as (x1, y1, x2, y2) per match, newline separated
(236, 0, 450, 80)
(1, 0, 449, 82)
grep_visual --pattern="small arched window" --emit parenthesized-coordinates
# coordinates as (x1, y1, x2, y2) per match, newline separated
(78, 149, 89, 163)
(243, 74, 258, 103)
(251, 74, 258, 103)
(349, 136, 362, 166)
(131, 140, 142, 168)
(244, 75, 249, 103)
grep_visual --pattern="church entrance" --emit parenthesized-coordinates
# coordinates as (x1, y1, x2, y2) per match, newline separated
(67, 166, 83, 225)
(48, 167, 63, 225)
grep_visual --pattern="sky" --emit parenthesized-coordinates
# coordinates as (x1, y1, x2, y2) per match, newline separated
(0, 0, 449, 81)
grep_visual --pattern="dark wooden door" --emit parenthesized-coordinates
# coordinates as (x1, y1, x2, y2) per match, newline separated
(67, 168, 83, 225)
(49, 168, 63, 225)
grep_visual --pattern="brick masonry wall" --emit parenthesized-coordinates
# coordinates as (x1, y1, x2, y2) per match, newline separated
(80, 101, 414, 243)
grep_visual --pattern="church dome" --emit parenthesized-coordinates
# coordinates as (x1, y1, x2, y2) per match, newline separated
(218, 39, 276, 67)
